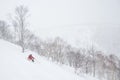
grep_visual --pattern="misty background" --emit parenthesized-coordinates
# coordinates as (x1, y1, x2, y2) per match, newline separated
(0, 0, 120, 56)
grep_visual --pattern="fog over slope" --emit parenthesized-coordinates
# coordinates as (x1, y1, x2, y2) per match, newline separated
(93, 25, 120, 56)
(30, 25, 120, 57)
(0, 0, 120, 56)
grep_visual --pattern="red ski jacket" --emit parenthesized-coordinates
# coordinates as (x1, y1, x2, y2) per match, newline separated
(28, 54, 34, 60)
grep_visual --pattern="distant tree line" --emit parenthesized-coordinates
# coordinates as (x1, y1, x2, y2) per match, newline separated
(0, 5, 120, 80)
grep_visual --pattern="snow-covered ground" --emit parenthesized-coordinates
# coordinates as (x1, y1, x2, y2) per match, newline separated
(0, 39, 99, 80)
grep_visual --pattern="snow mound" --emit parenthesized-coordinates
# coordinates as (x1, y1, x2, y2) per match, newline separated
(0, 39, 98, 80)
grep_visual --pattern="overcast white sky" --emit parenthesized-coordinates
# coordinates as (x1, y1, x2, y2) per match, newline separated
(0, 0, 120, 25)
(0, 0, 120, 56)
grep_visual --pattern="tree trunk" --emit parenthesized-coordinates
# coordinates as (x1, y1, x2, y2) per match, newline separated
(93, 60, 96, 77)
(86, 61, 88, 74)
(22, 46, 24, 53)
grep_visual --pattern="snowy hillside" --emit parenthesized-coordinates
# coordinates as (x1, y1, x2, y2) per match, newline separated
(0, 39, 98, 80)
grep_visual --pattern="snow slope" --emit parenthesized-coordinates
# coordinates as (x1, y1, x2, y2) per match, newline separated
(0, 39, 98, 80)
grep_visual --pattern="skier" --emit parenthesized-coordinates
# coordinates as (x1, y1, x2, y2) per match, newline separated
(28, 54, 35, 62)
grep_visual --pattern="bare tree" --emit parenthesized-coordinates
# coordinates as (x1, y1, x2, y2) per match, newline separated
(12, 5, 29, 53)
(88, 44, 97, 77)
(0, 20, 12, 40)
(0, 20, 8, 38)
